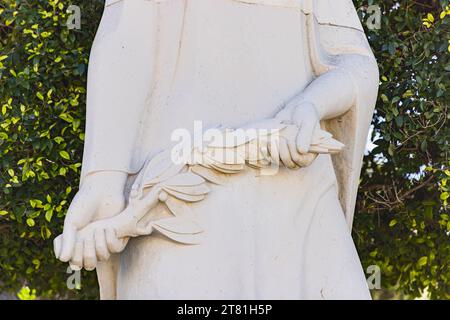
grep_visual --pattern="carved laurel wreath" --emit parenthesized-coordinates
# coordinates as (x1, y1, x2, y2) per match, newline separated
(126, 119, 344, 245)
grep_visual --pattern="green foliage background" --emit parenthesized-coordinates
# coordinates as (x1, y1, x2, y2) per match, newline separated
(0, 0, 448, 299)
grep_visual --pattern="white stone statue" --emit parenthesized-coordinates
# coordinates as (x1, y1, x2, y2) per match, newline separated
(54, 0, 379, 300)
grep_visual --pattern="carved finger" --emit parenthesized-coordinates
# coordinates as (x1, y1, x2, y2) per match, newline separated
(94, 228, 110, 261)
(287, 137, 303, 169)
(70, 240, 84, 270)
(83, 237, 97, 271)
(106, 228, 128, 253)
(279, 138, 297, 169)
(53, 235, 62, 260)
(59, 224, 76, 262)
(135, 222, 154, 236)
(297, 121, 317, 154)
(141, 187, 162, 209)
(296, 153, 318, 167)
(59, 191, 98, 261)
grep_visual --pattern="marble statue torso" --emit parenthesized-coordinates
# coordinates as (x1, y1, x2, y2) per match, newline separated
(55, 0, 380, 300)
(115, 0, 365, 300)
(135, 0, 313, 167)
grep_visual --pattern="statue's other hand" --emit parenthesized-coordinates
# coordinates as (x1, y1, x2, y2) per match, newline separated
(68, 218, 130, 271)
(276, 102, 320, 169)
(55, 171, 127, 263)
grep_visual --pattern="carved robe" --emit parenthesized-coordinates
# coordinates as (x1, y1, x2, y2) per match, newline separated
(82, 0, 379, 299)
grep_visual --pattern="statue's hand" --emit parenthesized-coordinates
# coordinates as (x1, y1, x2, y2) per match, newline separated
(54, 171, 128, 263)
(67, 213, 131, 271)
(275, 102, 320, 168)
(59, 187, 162, 271)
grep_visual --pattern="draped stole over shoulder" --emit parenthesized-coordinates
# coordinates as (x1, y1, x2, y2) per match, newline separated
(89, 0, 378, 299)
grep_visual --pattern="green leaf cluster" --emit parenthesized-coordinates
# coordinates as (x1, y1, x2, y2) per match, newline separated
(0, 0, 102, 299)
(354, 0, 449, 299)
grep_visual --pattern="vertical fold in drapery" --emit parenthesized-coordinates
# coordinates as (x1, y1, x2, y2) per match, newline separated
(80, 0, 159, 185)
(80, 0, 189, 186)
(305, 0, 379, 229)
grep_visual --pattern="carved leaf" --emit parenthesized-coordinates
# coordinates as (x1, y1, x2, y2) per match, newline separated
(151, 217, 204, 245)
(204, 147, 246, 165)
(165, 184, 211, 196)
(163, 188, 206, 202)
(209, 164, 245, 174)
(163, 172, 205, 187)
(151, 225, 203, 245)
(143, 163, 187, 187)
(308, 145, 330, 154)
(165, 196, 194, 218)
(312, 138, 346, 153)
(140, 150, 172, 182)
(152, 217, 203, 234)
(247, 159, 272, 169)
(205, 129, 249, 148)
(202, 155, 245, 173)
(190, 165, 227, 185)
